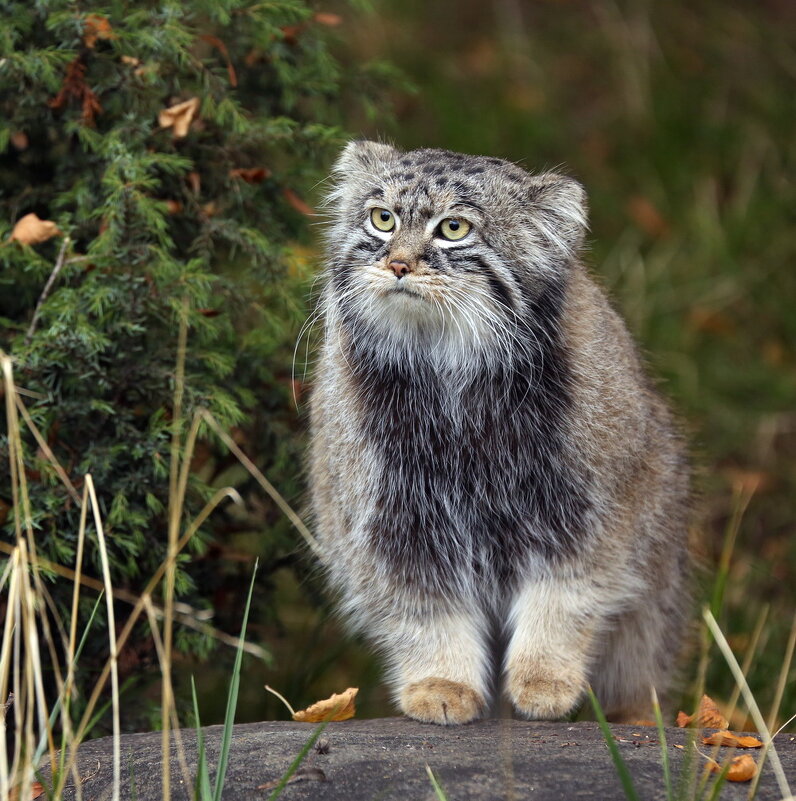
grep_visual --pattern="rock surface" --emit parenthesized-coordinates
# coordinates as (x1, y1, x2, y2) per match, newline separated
(42, 718, 795, 800)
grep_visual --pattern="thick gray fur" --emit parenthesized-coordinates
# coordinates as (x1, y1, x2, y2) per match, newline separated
(308, 141, 690, 724)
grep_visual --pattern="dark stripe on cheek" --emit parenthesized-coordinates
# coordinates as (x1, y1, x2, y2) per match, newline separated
(477, 260, 515, 311)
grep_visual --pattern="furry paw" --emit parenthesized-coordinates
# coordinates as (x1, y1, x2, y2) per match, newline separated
(506, 660, 585, 720)
(401, 677, 485, 725)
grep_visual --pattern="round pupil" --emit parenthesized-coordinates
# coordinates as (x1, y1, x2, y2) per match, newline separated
(448, 220, 460, 231)
(380, 211, 391, 222)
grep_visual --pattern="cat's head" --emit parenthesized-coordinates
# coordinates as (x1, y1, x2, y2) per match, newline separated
(322, 141, 588, 367)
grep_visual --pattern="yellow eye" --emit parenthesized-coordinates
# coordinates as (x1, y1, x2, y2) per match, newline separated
(370, 208, 395, 232)
(439, 218, 471, 241)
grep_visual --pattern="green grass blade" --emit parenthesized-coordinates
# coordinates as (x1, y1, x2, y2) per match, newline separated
(267, 719, 332, 801)
(425, 764, 449, 801)
(651, 688, 673, 801)
(673, 726, 698, 801)
(192, 676, 212, 801)
(212, 559, 258, 801)
(34, 592, 104, 765)
(709, 488, 751, 620)
(703, 759, 732, 801)
(588, 686, 641, 801)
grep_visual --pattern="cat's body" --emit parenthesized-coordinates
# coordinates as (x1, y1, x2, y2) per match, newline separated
(309, 141, 690, 724)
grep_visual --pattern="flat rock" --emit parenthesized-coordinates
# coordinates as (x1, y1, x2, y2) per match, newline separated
(41, 718, 795, 800)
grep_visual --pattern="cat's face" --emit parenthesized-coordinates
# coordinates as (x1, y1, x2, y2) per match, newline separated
(323, 142, 587, 366)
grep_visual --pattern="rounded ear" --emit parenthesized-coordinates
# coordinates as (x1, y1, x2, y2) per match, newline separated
(526, 173, 589, 257)
(333, 140, 400, 176)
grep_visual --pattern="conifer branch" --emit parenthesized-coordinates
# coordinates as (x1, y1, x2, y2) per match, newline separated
(24, 235, 70, 346)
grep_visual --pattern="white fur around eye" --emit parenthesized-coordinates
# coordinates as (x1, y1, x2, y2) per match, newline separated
(367, 205, 400, 240)
(426, 212, 475, 247)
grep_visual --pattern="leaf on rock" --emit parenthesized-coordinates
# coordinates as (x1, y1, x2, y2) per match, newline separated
(702, 731, 763, 749)
(676, 694, 728, 729)
(158, 97, 200, 139)
(8, 782, 44, 800)
(292, 687, 358, 722)
(83, 15, 116, 48)
(9, 214, 62, 245)
(708, 754, 757, 782)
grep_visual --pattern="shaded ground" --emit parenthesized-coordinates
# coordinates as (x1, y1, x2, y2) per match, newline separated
(42, 718, 795, 800)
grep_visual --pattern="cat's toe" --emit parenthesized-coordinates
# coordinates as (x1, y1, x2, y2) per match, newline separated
(507, 662, 585, 719)
(401, 677, 485, 725)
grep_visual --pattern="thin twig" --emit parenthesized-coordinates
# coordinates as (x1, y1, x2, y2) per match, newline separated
(25, 236, 71, 345)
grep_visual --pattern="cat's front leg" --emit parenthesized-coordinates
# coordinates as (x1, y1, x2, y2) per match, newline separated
(504, 575, 603, 719)
(379, 604, 491, 725)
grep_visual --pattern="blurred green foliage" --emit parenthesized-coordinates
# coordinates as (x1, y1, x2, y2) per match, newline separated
(0, 0, 393, 729)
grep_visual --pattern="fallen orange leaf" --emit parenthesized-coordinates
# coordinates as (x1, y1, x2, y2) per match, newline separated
(702, 731, 763, 749)
(8, 782, 44, 800)
(158, 97, 200, 139)
(707, 754, 757, 782)
(292, 687, 358, 722)
(9, 213, 62, 245)
(676, 694, 728, 729)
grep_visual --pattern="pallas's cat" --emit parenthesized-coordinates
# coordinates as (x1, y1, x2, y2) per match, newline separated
(308, 141, 690, 724)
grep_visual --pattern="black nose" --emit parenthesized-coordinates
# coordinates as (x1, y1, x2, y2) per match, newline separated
(389, 260, 412, 278)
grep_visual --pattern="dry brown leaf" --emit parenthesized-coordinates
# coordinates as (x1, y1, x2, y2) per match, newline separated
(676, 694, 728, 729)
(283, 187, 315, 216)
(199, 34, 237, 87)
(230, 167, 271, 183)
(9, 213, 62, 245)
(11, 131, 29, 150)
(49, 57, 102, 125)
(688, 306, 735, 336)
(158, 97, 200, 139)
(292, 687, 358, 722)
(708, 754, 757, 782)
(8, 782, 44, 801)
(83, 14, 116, 48)
(314, 12, 343, 26)
(702, 730, 763, 749)
(626, 195, 669, 238)
(164, 199, 183, 214)
(121, 55, 141, 67)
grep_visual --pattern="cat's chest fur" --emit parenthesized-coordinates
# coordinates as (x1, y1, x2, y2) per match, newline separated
(344, 342, 594, 592)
